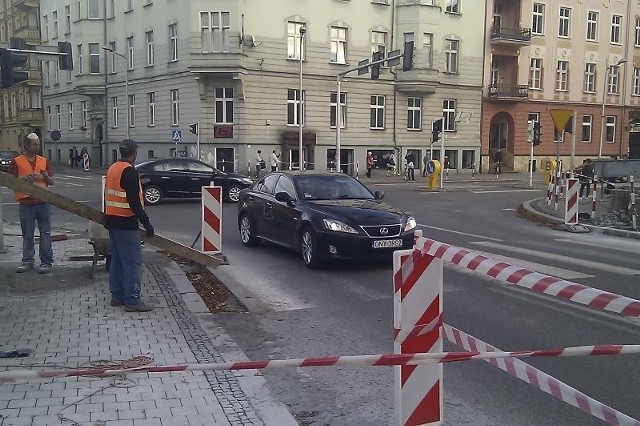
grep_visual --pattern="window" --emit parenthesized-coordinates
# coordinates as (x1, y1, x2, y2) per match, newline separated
(558, 7, 570, 37)
(584, 63, 596, 92)
(146, 30, 154, 66)
(556, 60, 568, 91)
(65, 5, 71, 34)
(109, 41, 116, 73)
(88, 0, 99, 18)
(532, 3, 545, 34)
(587, 11, 598, 41)
(76, 44, 83, 74)
(606, 116, 616, 142)
(215, 87, 233, 124)
(200, 11, 230, 53)
(443, 99, 456, 131)
(287, 89, 304, 126)
(407, 97, 422, 131)
(89, 43, 100, 74)
(128, 94, 135, 127)
(81, 101, 88, 128)
(607, 66, 620, 94)
(633, 68, 640, 96)
(444, 39, 459, 73)
(147, 92, 155, 126)
(528, 112, 540, 126)
(582, 115, 592, 142)
(445, 0, 459, 14)
(126, 0, 133, 12)
(529, 58, 542, 89)
(47, 106, 52, 130)
(423, 33, 433, 68)
(330, 92, 346, 129)
(68, 103, 74, 130)
(52, 10, 58, 38)
(56, 105, 61, 130)
(371, 31, 386, 58)
(170, 89, 179, 125)
(126, 37, 134, 69)
(43, 15, 49, 41)
(169, 24, 178, 62)
(370, 95, 385, 129)
(108, 0, 115, 18)
(330, 26, 347, 64)
(611, 15, 622, 44)
(636, 18, 640, 47)
(53, 66, 59, 85)
(111, 97, 118, 127)
(44, 62, 51, 87)
(287, 22, 305, 60)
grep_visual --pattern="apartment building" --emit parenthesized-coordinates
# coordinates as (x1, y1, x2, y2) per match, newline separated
(37, 0, 484, 172)
(0, 0, 43, 151)
(483, 0, 640, 173)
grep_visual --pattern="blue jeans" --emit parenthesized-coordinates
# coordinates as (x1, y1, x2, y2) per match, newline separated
(19, 203, 53, 266)
(255, 165, 261, 178)
(108, 228, 143, 305)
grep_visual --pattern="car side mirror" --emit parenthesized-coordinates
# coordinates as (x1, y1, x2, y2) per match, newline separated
(275, 191, 293, 204)
(374, 191, 385, 200)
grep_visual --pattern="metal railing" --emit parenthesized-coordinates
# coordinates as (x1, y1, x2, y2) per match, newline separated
(488, 84, 529, 98)
(490, 27, 532, 43)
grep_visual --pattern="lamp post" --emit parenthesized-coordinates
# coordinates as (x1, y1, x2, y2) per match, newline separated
(298, 26, 306, 171)
(102, 46, 129, 139)
(599, 58, 626, 158)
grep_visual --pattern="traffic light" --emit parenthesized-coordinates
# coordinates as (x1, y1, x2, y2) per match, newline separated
(402, 40, 414, 72)
(0, 48, 29, 88)
(371, 51, 383, 80)
(432, 118, 443, 143)
(58, 42, 74, 71)
(532, 122, 541, 146)
(189, 123, 198, 135)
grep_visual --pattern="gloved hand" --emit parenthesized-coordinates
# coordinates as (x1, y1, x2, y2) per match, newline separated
(142, 219, 154, 238)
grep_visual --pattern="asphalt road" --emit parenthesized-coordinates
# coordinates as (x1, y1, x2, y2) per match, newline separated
(2, 170, 639, 425)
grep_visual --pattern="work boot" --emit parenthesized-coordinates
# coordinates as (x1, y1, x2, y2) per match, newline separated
(38, 264, 52, 274)
(123, 303, 154, 312)
(15, 263, 34, 273)
(110, 299, 124, 307)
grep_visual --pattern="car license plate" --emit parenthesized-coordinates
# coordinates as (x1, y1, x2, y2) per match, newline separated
(372, 239, 403, 249)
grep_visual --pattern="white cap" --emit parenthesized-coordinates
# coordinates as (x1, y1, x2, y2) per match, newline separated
(26, 132, 39, 141)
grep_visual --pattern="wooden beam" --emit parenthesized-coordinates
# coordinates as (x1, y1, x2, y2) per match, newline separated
(0, 171, 225, 268)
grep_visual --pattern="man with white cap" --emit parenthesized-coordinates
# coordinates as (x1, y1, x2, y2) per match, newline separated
(8, 132, 55, 273)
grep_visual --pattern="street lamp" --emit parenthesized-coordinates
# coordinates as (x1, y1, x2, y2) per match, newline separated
(599, 58, 626, 158)
(298, 26, 306, 171)
(102, 46, 130, 139)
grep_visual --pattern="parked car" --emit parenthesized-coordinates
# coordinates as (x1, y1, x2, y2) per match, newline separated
(237, 171, 417, 268)
(135, 158, 253, 205)
(0, 150, 19, 172)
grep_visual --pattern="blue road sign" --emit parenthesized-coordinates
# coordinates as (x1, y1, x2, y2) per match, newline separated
(171, 129, 182, 141)
(426, 160, 436, 176)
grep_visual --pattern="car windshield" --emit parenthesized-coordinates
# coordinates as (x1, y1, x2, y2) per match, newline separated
(295, 175, 374, 200)
(0, 151, 18, 159)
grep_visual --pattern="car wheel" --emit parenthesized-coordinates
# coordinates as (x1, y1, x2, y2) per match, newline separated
(301, 227, 323, 269)
(143, 185, 162, 205)
(227, 185, 242, 203)
(239, 214, 260, 247)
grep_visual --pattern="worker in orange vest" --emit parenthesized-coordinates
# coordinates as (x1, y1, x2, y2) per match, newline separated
(8, 133, 55, 274)
(104, 139, 155, 312)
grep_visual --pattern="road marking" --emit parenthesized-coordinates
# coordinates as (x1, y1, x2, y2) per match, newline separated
(502, 208, 516, 211)
(418, 224, 503, 242)
(553, 238, 640, 256)
(472, 189, 541, 194)
(56, 174, 95, 180)
(466, 246, 592, 280)
(471, 241, 640, 275)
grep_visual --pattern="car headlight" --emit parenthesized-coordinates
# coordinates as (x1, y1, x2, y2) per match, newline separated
(323, 219, 359, 234)
(404, 216, 417, 231)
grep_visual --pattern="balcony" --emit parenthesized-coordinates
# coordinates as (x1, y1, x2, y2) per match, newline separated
(487, 84, 529, 99)
(490, 27, 531, 46)
(14, 26, 40, 45)
(12, 0, 39, 8)
(17, 109, 43, 125)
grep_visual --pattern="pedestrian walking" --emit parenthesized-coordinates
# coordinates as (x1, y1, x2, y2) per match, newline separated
(577, 158, 594, 198)
(404, 152, 416, 181)
(254, 150, 264, 178)
(8, 133, 55, 274)
(269, 149, 279, 172)
(81, 147, 90, 171)
(69, 146, 79, 168)
(422, 152, 430, 177)
(104, 139, 155, 312)
(387, 153, 396, 177)
(366, 151, 374, 178)
(494, 149, 503, 178)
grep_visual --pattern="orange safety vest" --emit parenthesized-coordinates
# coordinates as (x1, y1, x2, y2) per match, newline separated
(104, 161, 144, 217)
(14, 155, 48, 201)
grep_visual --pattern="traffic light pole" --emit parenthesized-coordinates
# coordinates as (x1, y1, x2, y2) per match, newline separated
(529, 139, 534, 187)
(570, 112, 577, 178)
(440, 132, 445, 189)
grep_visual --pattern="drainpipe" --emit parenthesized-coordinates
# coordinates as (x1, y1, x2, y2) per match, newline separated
(622, 0, 631, 158)
(390, 0, 400, 169)
(479, 1, 489, 173)
(102, 0, 108, 167)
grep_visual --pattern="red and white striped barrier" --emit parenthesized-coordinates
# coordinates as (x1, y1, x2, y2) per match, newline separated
(554, 169, 560, 211)
(564, 178, 579, 225)
(356, 161, 359, 180)
(546, 174, 554, 206)
(591, 176, 597, 220)
(414, 236, 640, 317)
(443, 324, 640, 426)
(393, 250, 443, 426)
(630, 176, 637, 231)
(201, 186, 222, 254)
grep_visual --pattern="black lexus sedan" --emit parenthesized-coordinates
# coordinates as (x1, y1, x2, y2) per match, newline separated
(0, 150, 19, 172)
(237, 171, 417, 268)
(135, 158, 253, 205)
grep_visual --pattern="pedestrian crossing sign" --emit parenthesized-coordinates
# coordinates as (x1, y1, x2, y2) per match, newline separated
(171, 129, 182, 142)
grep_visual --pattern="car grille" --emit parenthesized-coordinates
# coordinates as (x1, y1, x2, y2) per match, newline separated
(361, 224, 402, 237)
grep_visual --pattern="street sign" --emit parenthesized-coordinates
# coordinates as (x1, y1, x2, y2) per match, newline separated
(549, 109, 573, 133)
(426, 160, 436, 176)
(50, 130, 61, 141)
(171, 129, 182, 142)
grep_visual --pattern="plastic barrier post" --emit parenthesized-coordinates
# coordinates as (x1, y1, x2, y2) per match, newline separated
(564, 178, 579, 225)
(393, 244, 443, 426)
(201, 186, 222, 254)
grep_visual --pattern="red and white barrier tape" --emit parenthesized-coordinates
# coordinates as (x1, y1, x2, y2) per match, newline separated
(0, 344, 638, 383)
(415, 237, 640, 317)
(443, 324, 640, 426)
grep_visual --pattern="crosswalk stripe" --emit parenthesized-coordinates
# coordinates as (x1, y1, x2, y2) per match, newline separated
(472, 189, 541, 193)
(470, 241, 640, 275)
(553, 238, 640, 257)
